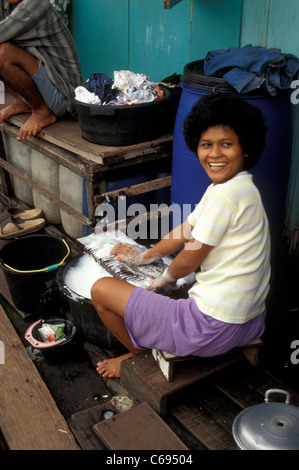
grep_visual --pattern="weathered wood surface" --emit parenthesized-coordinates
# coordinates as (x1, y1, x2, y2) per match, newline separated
(164, 0, 183, 9)
(0, 304, 79, 450)
(120, 350, 243, 416)
(169, 360, 299, 450)
(93, 401, 188, 450)
(0, 93, 173, 168)
(152, 340, 264, 381)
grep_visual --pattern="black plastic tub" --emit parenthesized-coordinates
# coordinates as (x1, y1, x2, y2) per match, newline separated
(56, 256, 122, 349)
(24, 318, 77, 363)
(0, 235, 71, 315)
(73, 84, 173, 146)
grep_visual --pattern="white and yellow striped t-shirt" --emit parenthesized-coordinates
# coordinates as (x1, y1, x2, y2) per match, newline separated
(187, 171, 271, 324)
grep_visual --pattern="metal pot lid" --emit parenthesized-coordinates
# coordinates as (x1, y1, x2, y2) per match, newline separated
(232, 389, 299, 450)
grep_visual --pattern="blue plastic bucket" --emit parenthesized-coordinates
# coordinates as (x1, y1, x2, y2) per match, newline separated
(171, 60, 292, 248)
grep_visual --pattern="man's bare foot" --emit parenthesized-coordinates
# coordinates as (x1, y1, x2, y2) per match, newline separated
(0, 100, 31, 123)
(17, 109, 56, 140)
(96, 352, 133, 378)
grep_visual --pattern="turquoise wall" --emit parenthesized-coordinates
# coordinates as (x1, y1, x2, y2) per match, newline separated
(240, 0, 299, 241)
(70, 0, 299, 243)
(70, 0, 243, 81)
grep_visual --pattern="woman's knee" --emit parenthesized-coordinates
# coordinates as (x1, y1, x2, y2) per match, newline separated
(91, 277, 110, 303)
(91, 277, 136, 315)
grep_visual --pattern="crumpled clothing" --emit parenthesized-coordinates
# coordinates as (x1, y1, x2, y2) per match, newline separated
(75, 70, 160, 106)
(111, 70, 158, 105)
(74, 86, 101, 105)
(84, 72, 118, 104)
(204, 45, 299, 96)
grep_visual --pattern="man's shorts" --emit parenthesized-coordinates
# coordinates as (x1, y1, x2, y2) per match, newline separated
(31, 63, 66, 116)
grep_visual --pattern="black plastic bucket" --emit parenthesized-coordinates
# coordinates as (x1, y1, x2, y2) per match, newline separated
(24, 318, 77, 362)
(0, 235, 71, 315)
(56, 255, 122, 349)
(73, 84, 174, 146)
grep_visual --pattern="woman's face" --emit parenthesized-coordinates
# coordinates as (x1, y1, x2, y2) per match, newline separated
(197, 124, 247, 185)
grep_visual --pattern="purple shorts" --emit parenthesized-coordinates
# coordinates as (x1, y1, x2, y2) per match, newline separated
(124, 287, 266, 357)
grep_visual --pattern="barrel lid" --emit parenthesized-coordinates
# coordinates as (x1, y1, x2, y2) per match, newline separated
(232, 389, 299, 450)
(181, 59, 235, 93)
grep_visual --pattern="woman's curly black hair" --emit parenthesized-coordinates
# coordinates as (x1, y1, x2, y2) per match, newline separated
(183, 93, 267, 170)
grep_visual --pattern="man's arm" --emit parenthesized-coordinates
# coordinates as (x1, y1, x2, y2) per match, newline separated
(0, 0, 50, 43)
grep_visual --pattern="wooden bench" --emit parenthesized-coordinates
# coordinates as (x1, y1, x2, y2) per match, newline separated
(120, 341, 264, 416)
(152, 339, 264, 381)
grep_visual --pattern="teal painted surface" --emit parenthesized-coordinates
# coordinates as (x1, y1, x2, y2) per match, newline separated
(190, 0, 242, 59)
(240, 0, 299, 236)
(70, 0, 129, 78)
(70, 0, 242, 81)
(128, 0, 191, 80)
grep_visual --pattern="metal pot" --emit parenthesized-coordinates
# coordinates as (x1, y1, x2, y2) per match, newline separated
(232, 389, 299, 450)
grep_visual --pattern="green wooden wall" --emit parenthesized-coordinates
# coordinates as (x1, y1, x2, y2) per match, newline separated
(70, 0, 243, 81)
(70, 0, 299, 244)
(240, 0, 299, 242)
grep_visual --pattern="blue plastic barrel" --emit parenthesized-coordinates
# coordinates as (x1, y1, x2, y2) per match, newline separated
(171, 60, 292, 249)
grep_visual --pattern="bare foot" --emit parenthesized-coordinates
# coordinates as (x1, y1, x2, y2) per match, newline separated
(0, 100, 31, 123)
(96, 352, 133, 378)
(17, 109, 56, 140)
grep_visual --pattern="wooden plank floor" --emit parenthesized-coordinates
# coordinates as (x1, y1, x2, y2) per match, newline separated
(120, 350, 243, 416)
(0, 303, 79, 450)
(76, 342, 299, 450)
(0, 215, 298, 450)
(167, 360, 299, 450)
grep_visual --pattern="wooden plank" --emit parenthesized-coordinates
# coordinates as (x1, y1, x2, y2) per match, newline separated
(0, 93, 173, 166)
(69, 403, 117, 450)
(170, 360, 299, 450)
(170, 400, 236, 451)
(212, 362, 267, 409)
(0, 157, 92, 226)
(227, 360, 299, 407)
(93, 402, 188, 450)
(120, 350, 243, 416)
(1, 123, 91, 179)
(0, 304, 79, 450)
(191, 381, 242, 436)
(154, 340, 264, 381)
(164, 0, 183, 9)
(6, 113, 173, 166)
(93, 175, 171, 204)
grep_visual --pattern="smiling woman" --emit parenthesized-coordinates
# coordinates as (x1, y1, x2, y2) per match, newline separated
(90, 93, 270, 379)
(183, 93, 267, 172)
(197, 124, 248, 185)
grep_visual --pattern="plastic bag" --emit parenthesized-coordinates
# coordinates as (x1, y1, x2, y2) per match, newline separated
(38, 323, 66, 343)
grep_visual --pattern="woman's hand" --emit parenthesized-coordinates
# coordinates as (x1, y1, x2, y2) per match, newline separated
(146, 267, 177, 290)
(110, 243, 159, 266)
(110, 243, 145, 265)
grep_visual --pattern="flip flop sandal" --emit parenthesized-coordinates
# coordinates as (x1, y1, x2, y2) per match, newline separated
(0, 216, 46, 239)
(0, 207, 43, 223)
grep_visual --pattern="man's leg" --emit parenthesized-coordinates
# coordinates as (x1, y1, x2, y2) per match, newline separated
(0, 42, 57, 140)
(91, 277, 142, 378)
